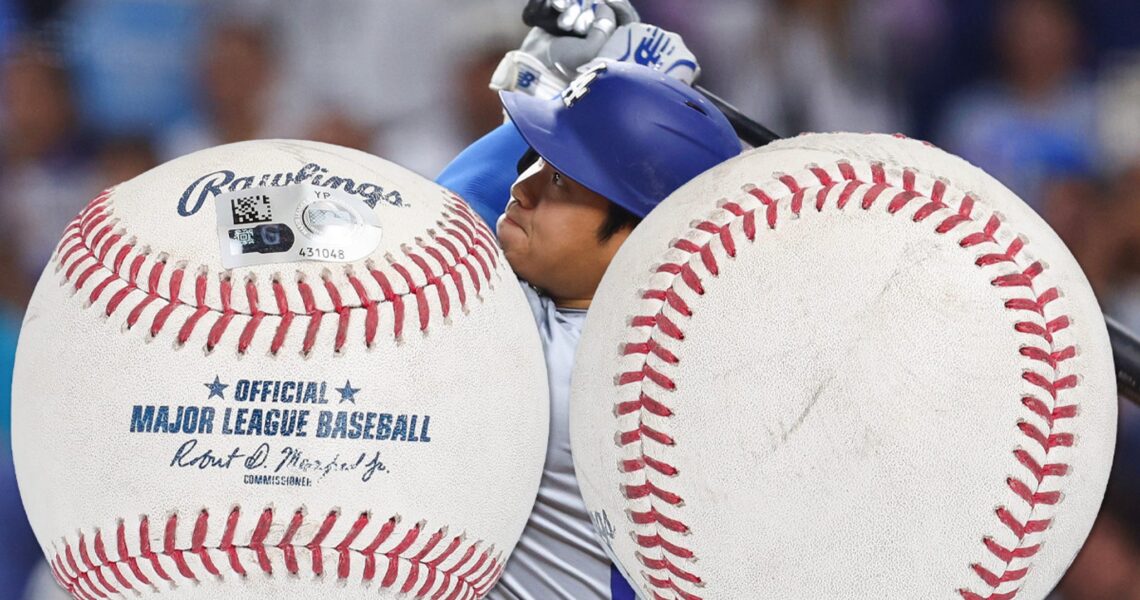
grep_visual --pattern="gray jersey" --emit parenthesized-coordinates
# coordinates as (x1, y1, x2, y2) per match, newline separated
(489, 284, 611, 600)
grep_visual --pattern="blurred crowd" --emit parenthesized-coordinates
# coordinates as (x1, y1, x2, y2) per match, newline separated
(2, 0, 1140, 597)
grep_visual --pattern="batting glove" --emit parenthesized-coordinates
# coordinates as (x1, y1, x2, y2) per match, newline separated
(593, 23, 701, 85)
(491, 0, 641, 97)
(521, 0, 638, 37)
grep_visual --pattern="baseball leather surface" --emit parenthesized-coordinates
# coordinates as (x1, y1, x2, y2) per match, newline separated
(13, 140, 549, 599)
(571, 132, 1117, 599)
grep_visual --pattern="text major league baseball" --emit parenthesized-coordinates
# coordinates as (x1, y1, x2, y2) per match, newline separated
(130, 377, 433, 441)
(125, 377, 433, 488)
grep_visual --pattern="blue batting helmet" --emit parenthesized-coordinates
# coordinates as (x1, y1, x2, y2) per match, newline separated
(499, 61, 741, 218)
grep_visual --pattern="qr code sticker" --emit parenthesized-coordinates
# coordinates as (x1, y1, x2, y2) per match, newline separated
(231, 194, 272, 225)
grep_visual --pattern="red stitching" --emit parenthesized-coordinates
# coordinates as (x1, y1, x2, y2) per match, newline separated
(50, 509, 498, 599)
(55, 192, 498, 354)
(390, 254, 430, 333)
(616, 162, 1080, 599)
(346, 270, 379, 347)
(206, 276, 237, 351)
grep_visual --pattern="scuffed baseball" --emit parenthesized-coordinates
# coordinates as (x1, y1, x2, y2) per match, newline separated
(571, 132, 1116, 600)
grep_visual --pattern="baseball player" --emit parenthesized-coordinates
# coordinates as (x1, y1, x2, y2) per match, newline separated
(436, 3, 741, 598)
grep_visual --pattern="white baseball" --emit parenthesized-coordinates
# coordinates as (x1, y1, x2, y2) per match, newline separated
(570, 133, 1117, 599)
(13, 140, 549, 599)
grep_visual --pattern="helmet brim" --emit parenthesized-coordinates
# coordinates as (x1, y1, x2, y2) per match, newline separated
(499, 90, 605, 198)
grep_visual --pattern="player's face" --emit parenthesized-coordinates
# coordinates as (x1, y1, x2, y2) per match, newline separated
(498, 158, 632, 308)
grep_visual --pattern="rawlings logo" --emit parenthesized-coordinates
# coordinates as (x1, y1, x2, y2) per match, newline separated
(177, 162, 405, 217)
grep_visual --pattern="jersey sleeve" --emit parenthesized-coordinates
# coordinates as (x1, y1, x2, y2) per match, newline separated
(435, 122, 529, 232)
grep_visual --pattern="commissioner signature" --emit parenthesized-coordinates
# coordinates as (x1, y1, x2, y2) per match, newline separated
(170, 438, 388, 483)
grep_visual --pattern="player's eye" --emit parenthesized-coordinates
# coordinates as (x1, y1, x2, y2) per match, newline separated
(552, 171, 563, 186)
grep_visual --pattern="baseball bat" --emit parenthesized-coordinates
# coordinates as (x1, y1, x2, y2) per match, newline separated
(695, 85, 783, 147)
(524, 4, 1140, 406)
(1108, 316, 1140, 406)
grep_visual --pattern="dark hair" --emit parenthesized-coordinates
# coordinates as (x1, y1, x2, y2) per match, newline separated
(517, 147, 540, 175)
(597, 201, 640, 242)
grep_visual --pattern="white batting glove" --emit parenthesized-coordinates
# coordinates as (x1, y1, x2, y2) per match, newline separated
(522, 0, 637, 36)
(593, 23, 701, 85)
(489, 25, 601, 99)
(491, 0, 639, 97)
(554, 0, 596, 35)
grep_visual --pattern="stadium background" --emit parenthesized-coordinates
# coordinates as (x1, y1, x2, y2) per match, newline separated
(1, 0, 1139, 597)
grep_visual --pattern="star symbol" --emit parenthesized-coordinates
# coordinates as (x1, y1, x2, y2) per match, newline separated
(204, 376, 229, 400)
(336, 380, 361, 404)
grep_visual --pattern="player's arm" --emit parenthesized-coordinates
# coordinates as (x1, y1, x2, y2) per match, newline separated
(435, 123, 529, 231)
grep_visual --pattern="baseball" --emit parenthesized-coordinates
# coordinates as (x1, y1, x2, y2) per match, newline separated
(12, 140, 549, 599)
(570, 133, 1117, 599)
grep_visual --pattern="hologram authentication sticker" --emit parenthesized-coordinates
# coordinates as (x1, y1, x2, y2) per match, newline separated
(215, 183, 383, 269)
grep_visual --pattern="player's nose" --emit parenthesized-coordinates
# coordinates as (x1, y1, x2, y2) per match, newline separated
(510, 172, 541, 210)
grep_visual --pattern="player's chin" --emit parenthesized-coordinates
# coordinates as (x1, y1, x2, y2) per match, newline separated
(500, 246, 537, 283)
(497, 221, 529, 256)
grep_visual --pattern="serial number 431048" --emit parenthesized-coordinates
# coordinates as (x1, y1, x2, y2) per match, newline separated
(300, 247, 345, 260)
